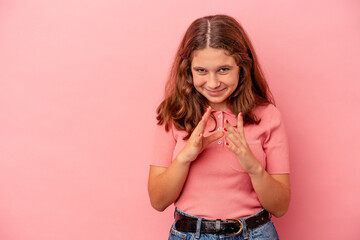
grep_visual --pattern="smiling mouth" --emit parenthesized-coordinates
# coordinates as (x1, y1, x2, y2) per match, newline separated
(205, 88, 226, 96)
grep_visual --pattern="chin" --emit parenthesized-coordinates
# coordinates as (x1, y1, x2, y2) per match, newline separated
(206, 97, 227, 103)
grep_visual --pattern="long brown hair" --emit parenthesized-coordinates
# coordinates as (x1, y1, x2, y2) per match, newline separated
(157, 14, 274, 139)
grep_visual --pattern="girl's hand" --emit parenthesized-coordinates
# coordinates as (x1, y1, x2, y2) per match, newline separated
(224, 113, 262, 174)
(177, 107, 224, 164)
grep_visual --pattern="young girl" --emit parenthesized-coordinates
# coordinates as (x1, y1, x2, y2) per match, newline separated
(148, 15, 290, 240)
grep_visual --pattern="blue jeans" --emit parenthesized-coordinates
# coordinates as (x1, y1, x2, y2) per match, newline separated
(168, 208, 279, 240)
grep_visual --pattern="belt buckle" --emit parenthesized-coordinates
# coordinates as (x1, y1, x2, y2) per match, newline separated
(225, 218, 243, 236)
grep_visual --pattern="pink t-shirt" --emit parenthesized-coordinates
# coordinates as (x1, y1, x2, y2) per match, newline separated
(150, 104, 289, 220)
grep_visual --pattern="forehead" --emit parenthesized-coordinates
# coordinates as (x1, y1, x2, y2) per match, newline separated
(191, 47, 236, 67)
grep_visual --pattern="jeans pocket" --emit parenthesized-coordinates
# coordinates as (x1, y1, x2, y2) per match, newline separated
(169, 225, 188, 240)
(249, 221, 279, 240)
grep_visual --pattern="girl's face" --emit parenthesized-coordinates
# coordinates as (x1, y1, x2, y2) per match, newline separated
(191, 47, 240, 111)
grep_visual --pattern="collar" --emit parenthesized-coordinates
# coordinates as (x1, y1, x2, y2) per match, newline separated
(210, 108, 236, 118)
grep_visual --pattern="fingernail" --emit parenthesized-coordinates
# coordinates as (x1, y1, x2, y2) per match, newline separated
(225, 119, 229, 123)
(240, 112, 243, 117)
(225, 142, 229, 146)
(224, 127, 228, 132)
(199, 134, 201, 137)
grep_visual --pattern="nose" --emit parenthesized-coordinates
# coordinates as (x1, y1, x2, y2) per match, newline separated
(207, 73, 221, 89)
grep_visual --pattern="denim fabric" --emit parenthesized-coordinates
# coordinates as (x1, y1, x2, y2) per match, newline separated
(168, 209, 279, 240)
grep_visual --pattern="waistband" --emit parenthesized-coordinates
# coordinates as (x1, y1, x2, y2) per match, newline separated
(174, 208, 271, 237)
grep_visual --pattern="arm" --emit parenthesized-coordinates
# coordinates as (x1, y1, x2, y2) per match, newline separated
(148, 107, 224, 212)
(249, 170, 290, 217)
(224, 113, 291, 217)
(148, 159, 191, 212)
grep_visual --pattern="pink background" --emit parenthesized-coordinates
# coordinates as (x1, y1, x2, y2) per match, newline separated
(1, 0, 359, 239)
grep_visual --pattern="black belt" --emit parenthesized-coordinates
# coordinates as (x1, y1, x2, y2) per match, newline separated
(175, 209, 270, 236)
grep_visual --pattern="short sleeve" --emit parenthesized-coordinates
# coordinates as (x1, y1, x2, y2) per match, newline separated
(150, 124, 176, 167)
(263, 106, 290, 174)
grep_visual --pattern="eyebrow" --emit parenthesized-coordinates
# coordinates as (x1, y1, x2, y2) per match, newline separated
(192, 64, 233, 69)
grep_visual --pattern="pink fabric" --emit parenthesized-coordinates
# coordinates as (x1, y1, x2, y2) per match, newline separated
(151, 104, 289, 219)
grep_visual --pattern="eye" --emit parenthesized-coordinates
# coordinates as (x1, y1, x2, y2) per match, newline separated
(219, 68, 230, 73)
(218, 68, 230, 73)
(195, 68, 207, 74)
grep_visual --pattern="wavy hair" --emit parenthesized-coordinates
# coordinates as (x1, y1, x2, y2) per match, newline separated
(156, 14, 274, 139)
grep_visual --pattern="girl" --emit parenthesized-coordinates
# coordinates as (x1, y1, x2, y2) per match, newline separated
(148, 15, 290, 240)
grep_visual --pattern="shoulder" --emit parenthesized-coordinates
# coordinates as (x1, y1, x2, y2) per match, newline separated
(253, 104, 282, 122)
(154, 122, 187, 142)
(154, 123, 175, 141)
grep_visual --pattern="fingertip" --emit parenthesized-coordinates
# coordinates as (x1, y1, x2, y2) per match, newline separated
(206, 106, 212, 115)
(201, 106, 211, 119)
